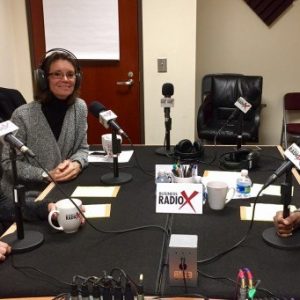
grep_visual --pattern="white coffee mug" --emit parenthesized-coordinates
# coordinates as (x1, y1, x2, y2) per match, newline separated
(48, 198, 82, 233)
(101, 133, 122, 157)
(206, 181, 235, 210)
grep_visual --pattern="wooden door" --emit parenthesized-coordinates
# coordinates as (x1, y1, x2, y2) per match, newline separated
(26, 0, 143, 144)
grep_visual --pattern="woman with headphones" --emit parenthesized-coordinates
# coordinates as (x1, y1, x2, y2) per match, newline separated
(1, 48, 88, 220)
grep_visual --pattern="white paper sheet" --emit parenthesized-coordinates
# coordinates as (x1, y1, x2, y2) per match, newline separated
(240, 203, 297, 221)
(88, 150, 133, 163)
(43, 0, 120, 60)
(72, 186, 120, 198)
(84, 204, 111, 218)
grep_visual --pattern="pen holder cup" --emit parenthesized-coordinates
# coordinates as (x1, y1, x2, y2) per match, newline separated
(173, 176, 194, 183)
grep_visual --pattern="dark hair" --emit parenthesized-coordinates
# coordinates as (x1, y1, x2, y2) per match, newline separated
(34, 51, 81, 105)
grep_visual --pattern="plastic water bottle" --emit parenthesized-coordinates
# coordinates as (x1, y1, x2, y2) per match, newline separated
(156, 170, 171, 183)
(236, 169, 252, 198)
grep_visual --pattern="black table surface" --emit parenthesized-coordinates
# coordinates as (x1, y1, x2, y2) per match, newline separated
(0, 145, 299, 299)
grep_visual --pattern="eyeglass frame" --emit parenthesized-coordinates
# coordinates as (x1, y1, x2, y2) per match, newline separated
(47, 71, 77, 80)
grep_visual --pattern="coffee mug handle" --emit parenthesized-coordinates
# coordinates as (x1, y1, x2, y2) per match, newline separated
(48, 210, 63, 231)
(225, 187, 236, 204)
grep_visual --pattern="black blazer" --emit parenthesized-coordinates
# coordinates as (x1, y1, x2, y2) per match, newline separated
(0, 87, 26, 121)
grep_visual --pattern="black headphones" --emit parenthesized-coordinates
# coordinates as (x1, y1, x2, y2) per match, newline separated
(219, 148, 260, 170)
(34, 48, 82, 91)
(174, 139, 204, 161)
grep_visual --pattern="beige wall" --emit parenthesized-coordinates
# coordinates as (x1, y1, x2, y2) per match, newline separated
(2, 0, 300, 145)
(196, 0, 300, 145)
(0, 0, 33, 101)
(142, 0, 197, 145)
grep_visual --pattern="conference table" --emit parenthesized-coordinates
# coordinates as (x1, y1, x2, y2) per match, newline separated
(1, 145, 300, 299)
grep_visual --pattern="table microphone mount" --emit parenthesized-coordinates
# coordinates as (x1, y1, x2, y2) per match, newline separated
(220, 98, 254, 170)
(1, 147, 44, 253)
(101, 128, 132, 185)
(262, 169, 300, 249)
(156, 83, 174, 156)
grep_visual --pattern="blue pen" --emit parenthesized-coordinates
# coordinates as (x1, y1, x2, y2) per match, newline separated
(192, 164, 197, 176)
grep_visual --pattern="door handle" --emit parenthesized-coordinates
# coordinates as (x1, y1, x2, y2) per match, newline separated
(116, 78, 134, 86)
(116, 71, 134, 86)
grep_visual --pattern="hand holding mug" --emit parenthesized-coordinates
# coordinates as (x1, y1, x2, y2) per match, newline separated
(48, 198, 84, 233)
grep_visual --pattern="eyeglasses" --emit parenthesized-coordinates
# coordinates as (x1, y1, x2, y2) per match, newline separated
(48, 71, 76, 80)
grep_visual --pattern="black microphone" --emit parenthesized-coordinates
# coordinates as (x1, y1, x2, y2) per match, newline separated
(162, 83, 174, 97)
(263, 160, 294, 189)
(0, 119, 35, 157)
(88, 101, 128, 138)
(161, 83, 174, 109)
(263, 143, 300, 189)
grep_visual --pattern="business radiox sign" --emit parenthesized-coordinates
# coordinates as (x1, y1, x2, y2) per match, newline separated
(156, 183, 203, 214)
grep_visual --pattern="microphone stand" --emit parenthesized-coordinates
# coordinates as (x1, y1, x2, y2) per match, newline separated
(230, 112, 252, 164)
(156, 107, 174, 156)
(101, 128, 132, 185)
(1, 147, 44, 253)
(236, 112, 243, 150)
(262, 169, 300, 249)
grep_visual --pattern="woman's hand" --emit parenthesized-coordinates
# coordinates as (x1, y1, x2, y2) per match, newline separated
(49, 160, 82, 182)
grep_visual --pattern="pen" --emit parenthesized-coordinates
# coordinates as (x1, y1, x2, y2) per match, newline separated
(192, 164, 197, 176)
(89, 151, 106, 156)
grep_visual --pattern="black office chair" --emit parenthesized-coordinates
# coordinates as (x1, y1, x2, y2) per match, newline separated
(0, 87, 26, 121)
(197, 74, 263, 144)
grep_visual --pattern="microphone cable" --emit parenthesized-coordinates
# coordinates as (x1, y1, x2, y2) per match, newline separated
(10, 253, 72, 289)
(205, 108, 241, 167)
(197, 185, 265, 265)
(123, 135, 156, 177)
(197, 269, 277, 299)
(32, 155, 169, 236)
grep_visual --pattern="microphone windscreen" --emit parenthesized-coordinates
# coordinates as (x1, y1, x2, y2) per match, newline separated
(89, 101, 106, 117)
(162, 83, 174, 97)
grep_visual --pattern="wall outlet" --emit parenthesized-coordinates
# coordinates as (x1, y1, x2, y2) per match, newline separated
(157, 58, 167, 72)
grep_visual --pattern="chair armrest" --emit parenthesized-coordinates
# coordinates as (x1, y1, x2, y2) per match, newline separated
(253, 103, 266, 126)
(197, 94, 213, 126)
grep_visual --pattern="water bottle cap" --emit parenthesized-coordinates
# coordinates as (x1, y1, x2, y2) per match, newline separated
(241, 169, 248, 176)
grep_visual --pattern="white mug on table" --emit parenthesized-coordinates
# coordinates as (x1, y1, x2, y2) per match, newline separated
(48, 198, 82, 233)
(206, 181, 235, 210)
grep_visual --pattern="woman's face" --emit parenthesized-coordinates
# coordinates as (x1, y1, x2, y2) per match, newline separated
(48, 59, 76, 100)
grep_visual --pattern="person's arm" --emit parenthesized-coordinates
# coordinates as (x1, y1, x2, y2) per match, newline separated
(1, 108, 46, 183)
(0, 241, 11, 262)
(68, 99, 89, 169)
